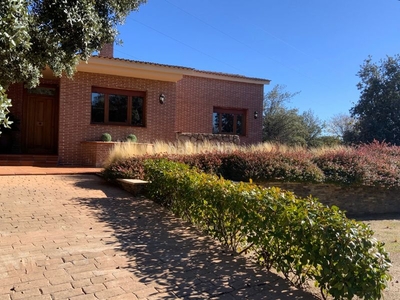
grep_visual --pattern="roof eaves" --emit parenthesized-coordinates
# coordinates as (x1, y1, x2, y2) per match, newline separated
(93, 55, 270, 84)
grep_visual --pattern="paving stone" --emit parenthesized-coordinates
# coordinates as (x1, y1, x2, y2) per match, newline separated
(0, 174, 317, 300)
(94, 287, 125, 299)
(51, 287, 84, 300)
(69, 294, 97, 300)
(108, 293, 139, 300)
(40, 283, 73, 295)
(48, 274, 74, 285)
(9, 287, 41, 299)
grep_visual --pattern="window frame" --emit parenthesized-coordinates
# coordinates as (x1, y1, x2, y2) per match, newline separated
(91, 87, 146, 127)
(213, 107, 247, 136)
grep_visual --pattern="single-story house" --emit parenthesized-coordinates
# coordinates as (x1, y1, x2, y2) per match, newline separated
(0, 44, 270, 166)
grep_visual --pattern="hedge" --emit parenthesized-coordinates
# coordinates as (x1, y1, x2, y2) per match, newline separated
(143, 159, 391, 300)
(102, 142, 400, 189)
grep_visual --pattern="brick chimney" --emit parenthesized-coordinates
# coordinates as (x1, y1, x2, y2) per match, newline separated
(98, 43, 114, 58)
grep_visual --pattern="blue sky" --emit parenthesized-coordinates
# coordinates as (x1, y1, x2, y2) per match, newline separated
(115, 0, 400, 122)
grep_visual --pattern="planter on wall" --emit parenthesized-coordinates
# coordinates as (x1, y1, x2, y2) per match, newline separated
(80, 141, 153, 167)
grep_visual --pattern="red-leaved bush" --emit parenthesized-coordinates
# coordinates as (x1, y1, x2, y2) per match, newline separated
(102, 141, 400, 188)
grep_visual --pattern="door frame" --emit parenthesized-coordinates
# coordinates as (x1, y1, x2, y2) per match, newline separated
(22, 84, 60, 154)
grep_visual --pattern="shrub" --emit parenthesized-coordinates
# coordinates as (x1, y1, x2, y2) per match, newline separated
(144, 159, 392, 300)
(313, 148, 365, 185)
(102, 141, 400, 188)
(102, 156, 147, 180)
(101, 133, 112, 142)
(126, 134, 137, 142)
(218, 150, 324, 183)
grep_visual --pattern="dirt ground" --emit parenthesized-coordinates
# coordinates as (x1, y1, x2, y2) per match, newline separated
(361, 216, 400, 299)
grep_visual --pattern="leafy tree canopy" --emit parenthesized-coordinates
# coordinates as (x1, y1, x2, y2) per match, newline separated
(0, 0, 146, 132)
(263, 84, 325, 147)
(351, 55, 400, 144)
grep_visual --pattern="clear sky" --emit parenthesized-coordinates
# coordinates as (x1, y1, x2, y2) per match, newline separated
(115, 0, 400, 122)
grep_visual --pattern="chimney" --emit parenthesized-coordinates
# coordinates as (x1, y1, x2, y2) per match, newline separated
(98, 43, 114, 58)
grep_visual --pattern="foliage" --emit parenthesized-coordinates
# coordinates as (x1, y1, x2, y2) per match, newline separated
(313, 148, 365, 185)
(217, 150, 324, 183)
(313, 141, 400, 188)
(351, 55, 400, 144)
(0, 0, 147, 131)
(301, 109, 325, 147)
(103, 141, 400, 189)
(326, 113, 356, 142)
(126, 134, 137, 142)
(263, 85, 324, 147)
(314, 135, 342, 147)
(101, 133, 112, 142)
(143, 159, 391, 300)
(102, 156, 149, 180)
(0, 87, 12, 134)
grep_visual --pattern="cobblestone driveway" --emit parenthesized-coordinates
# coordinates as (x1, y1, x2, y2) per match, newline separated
(0, 175, 317, 299)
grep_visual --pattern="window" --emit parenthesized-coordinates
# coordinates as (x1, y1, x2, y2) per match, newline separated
(91, 87, 146, 126)
(213, 108, 246, 135)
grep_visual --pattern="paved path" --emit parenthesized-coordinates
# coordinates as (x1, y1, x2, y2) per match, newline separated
(0, 174, 318, 299)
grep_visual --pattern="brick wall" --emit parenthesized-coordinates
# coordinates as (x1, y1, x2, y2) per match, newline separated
(176, 76, 264, 144)
(98, 43, 114, 58)
(58, 72, 177, 165)
(261, 182, 400, 217)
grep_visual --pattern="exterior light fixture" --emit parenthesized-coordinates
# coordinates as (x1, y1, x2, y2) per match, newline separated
(254, 111, 258, 119)
(159, 94, 165, 104)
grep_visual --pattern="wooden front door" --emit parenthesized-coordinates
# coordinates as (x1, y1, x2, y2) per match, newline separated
(24, 87, 59, 154)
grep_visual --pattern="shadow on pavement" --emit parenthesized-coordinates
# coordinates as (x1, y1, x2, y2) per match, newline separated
(73, 175, 319, 299)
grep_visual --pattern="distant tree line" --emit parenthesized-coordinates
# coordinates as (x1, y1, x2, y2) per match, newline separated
(262, 84, 340, 147)
(264, 54, 400, 147)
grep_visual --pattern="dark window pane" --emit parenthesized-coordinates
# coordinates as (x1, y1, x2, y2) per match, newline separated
(236, 114, 244, 135)
(213, 112, 220, 133)
(91, 92, 105, 123)
(131, 96, 144, 126)
(221, 113, 234, 133)
(109, 94, 128, 123)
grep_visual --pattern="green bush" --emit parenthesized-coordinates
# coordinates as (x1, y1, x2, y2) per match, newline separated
(126, 134, 137, 142)
(144, 159, 391, 300)
(101, 132, 112, 142)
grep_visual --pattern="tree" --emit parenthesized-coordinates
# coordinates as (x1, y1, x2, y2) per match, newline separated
(350, 55, 400, 144)
(0, 0, 147, 132)
(262, 85, 324, 147)
(301, 109, 324, 147)
(263, 85, 303, 145)
(326, 113, 356, 140)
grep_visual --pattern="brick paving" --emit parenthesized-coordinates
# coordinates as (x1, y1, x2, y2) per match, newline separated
(0, 174, 318, 299)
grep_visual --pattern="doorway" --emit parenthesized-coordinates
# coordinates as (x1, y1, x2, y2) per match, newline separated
(23, 86, 59, 154)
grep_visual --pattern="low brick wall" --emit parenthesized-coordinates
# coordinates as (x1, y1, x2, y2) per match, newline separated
(261, 182, 400, 217)
(81, 141, 115, 167)
(176, 132, 240, 144)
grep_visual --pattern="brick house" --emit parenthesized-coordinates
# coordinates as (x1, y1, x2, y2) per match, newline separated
(1, 46, 270, 166)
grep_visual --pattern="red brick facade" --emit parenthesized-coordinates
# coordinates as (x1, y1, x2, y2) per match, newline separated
(4, 58, 268, 165)
(176, 76, 264, 144)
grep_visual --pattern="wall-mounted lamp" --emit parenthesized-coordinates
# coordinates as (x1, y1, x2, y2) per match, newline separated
(254, 111, 258, 119)
(159, 94, 165, 104)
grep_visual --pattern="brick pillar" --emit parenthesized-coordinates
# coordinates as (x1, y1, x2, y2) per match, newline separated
(98, 43, 114, 58)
